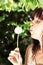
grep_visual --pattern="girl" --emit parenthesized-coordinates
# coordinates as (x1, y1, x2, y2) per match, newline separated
(8, 8, 43, 65)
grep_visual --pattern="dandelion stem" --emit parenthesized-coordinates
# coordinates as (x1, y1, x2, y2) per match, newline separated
(17, 34, 19, 48)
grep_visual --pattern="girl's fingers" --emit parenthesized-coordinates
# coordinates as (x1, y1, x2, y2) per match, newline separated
(8, 54, 22, 65)
(9, 50, 21, 57)
(10, 48, 19, 55)
(9, 54, 20, 60)
(14, 48, 19, 52)
(8, 57, 18, 65)
(8, 54, 20, 64)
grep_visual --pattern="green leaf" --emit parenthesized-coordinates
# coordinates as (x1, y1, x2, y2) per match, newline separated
(12, 33, 14, 39)
(38, 0, 43, 8)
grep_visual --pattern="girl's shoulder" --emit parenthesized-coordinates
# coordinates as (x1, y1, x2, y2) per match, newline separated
(26, 44, 33, 53)
(25, 44, 34, 65)
(25, 44, 33, 59)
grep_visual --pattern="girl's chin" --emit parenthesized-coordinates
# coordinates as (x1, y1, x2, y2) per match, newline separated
(31, 35, 39, 40)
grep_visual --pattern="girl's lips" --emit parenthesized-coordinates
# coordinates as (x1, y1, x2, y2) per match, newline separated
(30, 30, 33, 34)
(30, 30, 33, 32)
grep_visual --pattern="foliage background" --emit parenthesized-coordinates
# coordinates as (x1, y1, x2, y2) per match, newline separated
(0, 0, 43, 65)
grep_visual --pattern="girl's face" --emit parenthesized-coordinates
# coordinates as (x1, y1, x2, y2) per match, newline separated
(30, 16, 43, 40)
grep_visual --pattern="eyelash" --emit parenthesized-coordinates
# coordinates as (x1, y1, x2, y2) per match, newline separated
(36, 20, 40, 23)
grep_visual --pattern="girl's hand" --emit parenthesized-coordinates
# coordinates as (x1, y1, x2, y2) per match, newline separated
(8, 48, 22, 65)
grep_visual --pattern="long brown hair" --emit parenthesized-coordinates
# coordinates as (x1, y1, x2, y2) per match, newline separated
(32, 38, 40, 54)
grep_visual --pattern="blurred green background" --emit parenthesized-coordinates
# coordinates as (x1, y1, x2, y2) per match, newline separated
(0, 0, 43, 65)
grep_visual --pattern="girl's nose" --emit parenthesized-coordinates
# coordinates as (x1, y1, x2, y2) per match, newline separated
(30, 19, 36, 26)
(30, 21, 34, 26)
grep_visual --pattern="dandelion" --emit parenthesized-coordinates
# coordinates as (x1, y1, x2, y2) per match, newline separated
(14, 26, 22, 34)
(14, 26, 23, 47)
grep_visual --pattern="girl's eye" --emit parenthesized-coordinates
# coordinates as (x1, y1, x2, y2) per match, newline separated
(36, 20, 40, 23)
